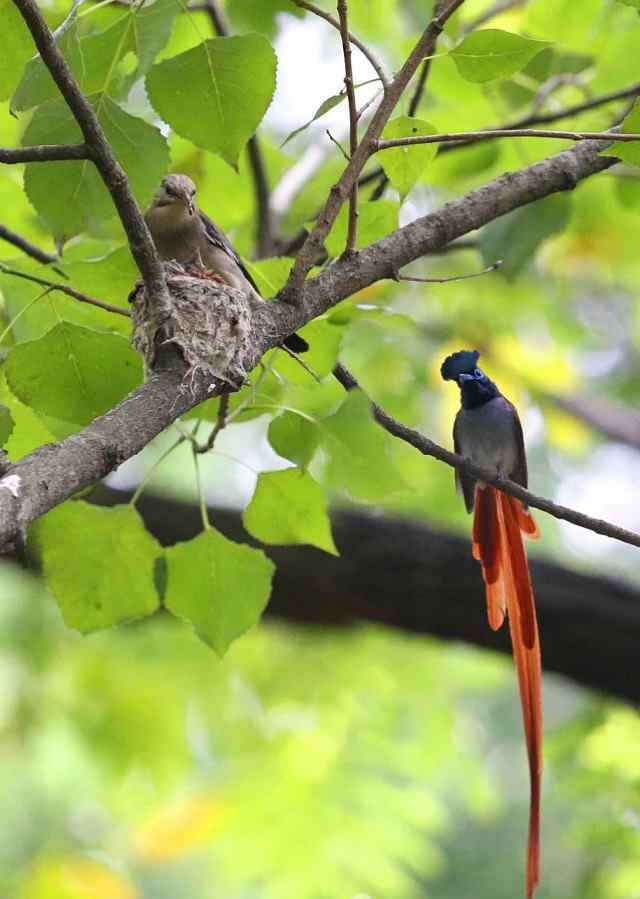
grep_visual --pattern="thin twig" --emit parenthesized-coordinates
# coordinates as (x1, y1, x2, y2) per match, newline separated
(326, 129, 350, 161)
(360, 79, 640, 185)
(0, 143, 88, 164)
(292, 0, 389, 88)
(195, 392, 230, 453)
(337, 0, 359, 255)
(0, 225, 57, 265)
(366, 0, 448, 201)
(332, 363, 640, 550)
(375, 128, 640, 152)
(13, 0, 169, 309)
(395, 259, 502, 283)
(282, 0, 466, 303)
(0, 264, 131, 317)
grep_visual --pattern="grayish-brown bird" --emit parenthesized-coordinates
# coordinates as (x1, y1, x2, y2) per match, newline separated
(145, 173, 308, 353)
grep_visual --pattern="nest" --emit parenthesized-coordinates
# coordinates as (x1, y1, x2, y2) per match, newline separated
(130, 262, 253, 388)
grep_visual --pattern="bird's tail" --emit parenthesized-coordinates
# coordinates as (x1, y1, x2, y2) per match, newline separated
(472, 485, 542, 899)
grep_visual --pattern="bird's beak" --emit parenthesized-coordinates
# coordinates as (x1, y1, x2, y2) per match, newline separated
(458, 373, 474, 384)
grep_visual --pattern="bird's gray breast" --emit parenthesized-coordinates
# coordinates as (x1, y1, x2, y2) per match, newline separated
(455, 396, 519, 477)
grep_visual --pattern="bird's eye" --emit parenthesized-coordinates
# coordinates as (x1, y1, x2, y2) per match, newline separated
(474, 368, 483, 379)
(165, 185, 177, 198)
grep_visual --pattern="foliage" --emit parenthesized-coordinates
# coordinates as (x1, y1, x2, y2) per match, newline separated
(0, 0, 639, 894)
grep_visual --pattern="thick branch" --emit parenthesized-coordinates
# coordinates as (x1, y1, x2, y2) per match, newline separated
(292, 0, 389, 88)
(13, 0, 169, 308)
(0, 226, 57, 265)
(282, 0, 465, 300)
(93, 487, 640, 705)
(0, 143, 88, 164)
(0, 139, 619, 546)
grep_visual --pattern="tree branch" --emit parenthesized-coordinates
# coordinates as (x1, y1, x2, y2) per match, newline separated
(93, 486, 640, 705)
(374, 127, 640, 151)
(0, 138, 619, 547)
(282, 0, 466, 302)
(0, 143, 88, 164)
(546, 391, 640, 453)
(334, 362, 640, 548)
(0, 225, 57, 265)
(361, 79, 640, 184)
(13, 0, 169, 309)
(292, 0, 389, 88)
(337, 0, 359, 255)
(0, 264, 131, 318)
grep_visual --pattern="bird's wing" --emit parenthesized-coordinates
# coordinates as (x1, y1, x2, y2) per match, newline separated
(453, 413, 476, 513)
(198, 210, 262, 296)
(506, 398, 528, 489)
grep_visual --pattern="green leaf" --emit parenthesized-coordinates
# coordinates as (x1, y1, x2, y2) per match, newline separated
(164, 528, 275, 656)
(243, 468, 337, 555)
(146, 35, 277, 167)
(13, 19, 129, 111)
(5, 322, 142, 428)
(37, 503, 160, 632)
(0, 0, 34, 101)
(479, 193, 571, 279)
(13, 0, 181, 111)
(132, 0, 183, 74)
(451, 30, 552, 83)
(617, 0, 640, 8)
(0, 404, 14, 447)
(320, 389, 406, 501)
(268, 412, 319, 469)
(241, 257, 291, 296)
(281, 92, 346, 148)
(380, 116, 438, 198)
(325, 200, 399, 258)
(22, 95, 169, 236)
(268, 317, 343, 385)
(607, 105, 640, 167)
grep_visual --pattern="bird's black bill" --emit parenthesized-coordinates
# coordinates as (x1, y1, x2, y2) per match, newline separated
(284, 333, 309, 353)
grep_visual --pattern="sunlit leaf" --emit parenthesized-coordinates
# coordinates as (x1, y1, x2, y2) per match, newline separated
(37, 503, 160, 632)
(146, 35, 277, 167)
(5, 322, 142, 427)
(319, 389, 407, 501)
(22, 95, 169, 237)
(380, 116, 438, 197)
(13, 0, 181, 111)
(244, 468, 337, 555)
(164, 528, 275, 656)
(324, 199, 399, 258)
(268, 411, 320, 469)
(0, 0, 33, 101)
(451, 30, 552, 83)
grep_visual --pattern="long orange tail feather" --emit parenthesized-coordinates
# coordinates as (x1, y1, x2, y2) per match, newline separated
(473, 486, 542, 899)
